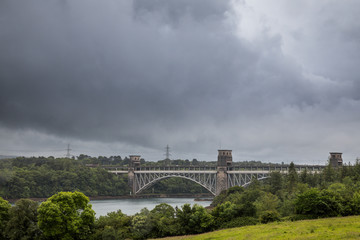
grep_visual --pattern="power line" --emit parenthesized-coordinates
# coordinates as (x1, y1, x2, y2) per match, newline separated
(165, 145, 171, 160)
(66, 144, 72, 158)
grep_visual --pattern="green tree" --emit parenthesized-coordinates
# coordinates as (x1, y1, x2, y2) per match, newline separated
(0, 197, 11, 240)
(211, 201, 239, 226)
(269, 171, 282, 195)
(295, 188, 342, 218)
(148, 203, 179, 237)
(92, 210, 131, 240)
(131, 208, 152, 240)
(323, 163, 337, 184)
(287, 162, 298, 192)
(176, 204, 214, 235)
(38, 191, 95, 240)
(254, 192, 280, 217)
(6, 199, 41, 240)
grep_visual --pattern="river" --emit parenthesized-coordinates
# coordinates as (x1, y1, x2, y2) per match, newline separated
(90, 198, 212, 217)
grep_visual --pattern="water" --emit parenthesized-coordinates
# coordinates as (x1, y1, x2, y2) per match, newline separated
(90, 198, 212, 217)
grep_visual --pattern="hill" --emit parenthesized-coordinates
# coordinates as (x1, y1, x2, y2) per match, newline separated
(161, 215, 360, 240)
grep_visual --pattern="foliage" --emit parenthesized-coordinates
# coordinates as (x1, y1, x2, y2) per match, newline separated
(0, 157, 129, 199)
(6, 199, 41, 240)
(37, 191, 95, 240)
(294, 188, 342, 218)
(148, 203, 179, 237)
(211, 201, 239, 224)
(142, 177, 209, 194)
(131, 208, 153, 240)
(92, 210, 132, 240)
(0, 197, 11, 240)
(176, 204, 214, 235)
(254, 192, 280, 217)
(269, 171, 283, 194)
(287, 162, 298, 192)
(259, 210, 280, 223)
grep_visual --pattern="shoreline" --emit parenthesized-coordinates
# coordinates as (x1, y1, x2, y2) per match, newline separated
(5, 193, 213, 203)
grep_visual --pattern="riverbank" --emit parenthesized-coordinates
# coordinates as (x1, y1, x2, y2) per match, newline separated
(91, 197, 212, 216)
(5, 193, 213, 203)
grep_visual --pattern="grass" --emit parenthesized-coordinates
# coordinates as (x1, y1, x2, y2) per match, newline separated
(160, 215, 360, 240)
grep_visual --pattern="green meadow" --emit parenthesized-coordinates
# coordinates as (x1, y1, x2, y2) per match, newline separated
(162, 215, 360, 240)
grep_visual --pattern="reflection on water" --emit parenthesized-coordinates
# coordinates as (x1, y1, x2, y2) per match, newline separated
(90, 198, 211, 217)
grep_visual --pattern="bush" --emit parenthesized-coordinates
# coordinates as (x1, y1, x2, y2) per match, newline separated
(295, 188, 342, 218)
(259, 210, 280, 224)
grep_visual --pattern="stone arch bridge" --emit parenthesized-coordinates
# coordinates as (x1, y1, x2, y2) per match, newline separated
(106, 150, 325, 196)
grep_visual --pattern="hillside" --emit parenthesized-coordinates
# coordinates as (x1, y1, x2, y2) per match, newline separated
(162, 216, 360, 240)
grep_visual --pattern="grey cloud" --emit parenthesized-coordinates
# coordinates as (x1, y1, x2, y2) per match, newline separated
(0, 0, 359, 161)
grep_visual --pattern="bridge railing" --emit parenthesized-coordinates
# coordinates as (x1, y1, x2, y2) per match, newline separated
(101, 164, 326, 173)
(101, 166, 128, 171)
(227, 165, 325, 172)
(134, 166, 217, 171)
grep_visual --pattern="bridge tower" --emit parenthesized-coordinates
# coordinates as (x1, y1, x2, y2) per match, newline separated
(329, 152, 343, 168)
(128, 155, 141, 195)
(216, 150, 232, 195)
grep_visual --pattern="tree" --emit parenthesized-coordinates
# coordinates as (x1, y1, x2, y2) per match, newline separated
(294, 188, 342, 218)
(131, 208, 152, 240)
(269, 171, 282, 195)
(211, 201, 238, 225)
(92, 210, 131, 240)
(287, 162, 298, 192)
(323, 163, 337, 184)
(148, 203, 178, 237)
(6, 199, 41, 240)
(176, 204, 214, 235)
(37, 191, 95, 240)
(254, 192, 280, 217)
(0, 197, 11, 239)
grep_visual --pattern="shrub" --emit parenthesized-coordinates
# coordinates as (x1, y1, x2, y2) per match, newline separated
(259, 210, 280, 224)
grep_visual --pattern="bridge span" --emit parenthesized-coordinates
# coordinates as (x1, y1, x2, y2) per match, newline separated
(105, 150, 326, 196)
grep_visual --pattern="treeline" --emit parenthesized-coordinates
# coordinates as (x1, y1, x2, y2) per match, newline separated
(0, 157, 129, 199)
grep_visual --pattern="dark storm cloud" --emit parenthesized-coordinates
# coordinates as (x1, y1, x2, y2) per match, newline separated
(0, 0, 359, 160)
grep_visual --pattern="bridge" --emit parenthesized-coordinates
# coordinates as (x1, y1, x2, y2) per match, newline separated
(106, 150, 329, 196)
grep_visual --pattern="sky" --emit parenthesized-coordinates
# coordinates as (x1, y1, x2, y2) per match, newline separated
(0, 0, 360, 164)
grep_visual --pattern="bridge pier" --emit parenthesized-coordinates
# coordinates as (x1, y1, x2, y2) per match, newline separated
(216, 150, 232, 195)
(128, 155, 141, 195)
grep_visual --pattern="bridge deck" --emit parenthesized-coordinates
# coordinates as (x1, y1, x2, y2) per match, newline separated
(108, 168, 324, 174)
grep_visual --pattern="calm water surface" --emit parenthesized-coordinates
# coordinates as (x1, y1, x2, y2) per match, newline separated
(91, 198, 211, 217)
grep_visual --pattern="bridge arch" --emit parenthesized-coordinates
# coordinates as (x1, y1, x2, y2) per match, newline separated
(135, 175, 215, 195)
(133, 171, 217, 195)
(241, 176, 270, 188)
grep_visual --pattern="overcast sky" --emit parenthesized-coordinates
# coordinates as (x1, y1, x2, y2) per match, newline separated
(1, 0, 359, 164)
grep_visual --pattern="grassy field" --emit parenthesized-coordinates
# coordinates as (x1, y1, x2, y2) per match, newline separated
(161, 215, 360, 240)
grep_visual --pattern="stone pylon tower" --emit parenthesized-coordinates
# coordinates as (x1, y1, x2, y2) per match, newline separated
(329, 152, 343, 168)
(128, 155, 141, 195)
(216, 150, 232, 195)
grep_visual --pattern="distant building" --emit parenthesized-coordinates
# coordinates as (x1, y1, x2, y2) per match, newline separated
(329, 152, 343, 167)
